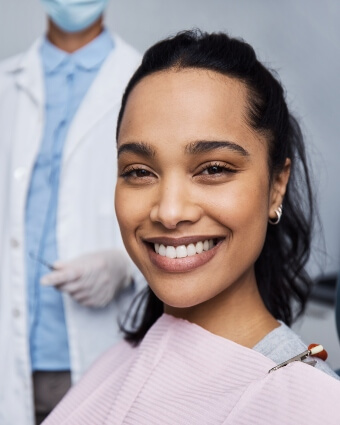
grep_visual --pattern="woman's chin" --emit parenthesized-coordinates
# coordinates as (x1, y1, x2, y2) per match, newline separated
(152, 288, 204, 310)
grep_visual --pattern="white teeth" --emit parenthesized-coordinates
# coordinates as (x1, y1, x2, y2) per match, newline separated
(187, 244, 196, 256)
(166, 246, 176, 259)
(196, 241, 203, 253)
(176, 245, 187, 258)
(159, 244, 166, 256)
(154, 239, 216, 259)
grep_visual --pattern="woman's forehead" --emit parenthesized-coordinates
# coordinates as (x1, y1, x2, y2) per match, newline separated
(119, 70, 249, 135)
(124, 68, 248, 112)
(118, 69, 267, 156)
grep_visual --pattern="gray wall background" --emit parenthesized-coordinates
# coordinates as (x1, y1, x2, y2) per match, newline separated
(1, 0, 340, 363)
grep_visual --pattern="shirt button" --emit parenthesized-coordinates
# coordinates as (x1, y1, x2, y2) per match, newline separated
(10, 238, 20, 248)
(14, 167, 27, 181)
(12, 308, 21, 318)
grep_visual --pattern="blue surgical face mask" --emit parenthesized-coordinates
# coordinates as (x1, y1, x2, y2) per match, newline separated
(40, 0, 109, 33)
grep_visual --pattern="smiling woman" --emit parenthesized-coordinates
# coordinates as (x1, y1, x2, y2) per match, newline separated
(44, 30, 340, 425)
(115, 33, 306, 341)
(116, 69, 284, 340)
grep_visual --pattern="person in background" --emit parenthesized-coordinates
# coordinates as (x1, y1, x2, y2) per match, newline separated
(0, 1, 141, 424)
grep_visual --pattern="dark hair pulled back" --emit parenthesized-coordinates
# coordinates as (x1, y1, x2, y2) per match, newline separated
(117, 30, 314, 344)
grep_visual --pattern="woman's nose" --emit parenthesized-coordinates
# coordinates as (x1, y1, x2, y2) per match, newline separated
(149, 179, 202, 229)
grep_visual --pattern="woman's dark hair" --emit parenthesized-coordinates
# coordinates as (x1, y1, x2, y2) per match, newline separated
(117, 30, 314, 344)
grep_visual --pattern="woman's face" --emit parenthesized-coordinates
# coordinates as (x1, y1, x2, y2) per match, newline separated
(115, 69, 288, 310)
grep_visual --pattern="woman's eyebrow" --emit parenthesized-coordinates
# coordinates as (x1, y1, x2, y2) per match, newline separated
(117, 142, 156, 158)
(185, 140, 250, 157)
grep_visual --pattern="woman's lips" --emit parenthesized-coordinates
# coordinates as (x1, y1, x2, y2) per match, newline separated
(145, 238, 223, 273)
(144, 235, 221, 246)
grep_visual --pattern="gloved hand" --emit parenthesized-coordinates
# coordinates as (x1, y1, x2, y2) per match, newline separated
(40, 250, 132, 307)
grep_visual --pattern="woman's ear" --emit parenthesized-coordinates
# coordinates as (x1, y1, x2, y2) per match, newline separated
(269, 158, 291, 220)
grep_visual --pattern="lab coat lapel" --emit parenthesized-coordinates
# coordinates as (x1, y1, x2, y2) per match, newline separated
(6, 39, 45, 222)
(14, 39, 44, 108)
(11, 40, 45, 172)
(63, 43, 125, 164)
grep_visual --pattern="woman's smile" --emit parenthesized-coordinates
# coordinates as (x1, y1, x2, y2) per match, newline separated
(142, 236, 225, 272)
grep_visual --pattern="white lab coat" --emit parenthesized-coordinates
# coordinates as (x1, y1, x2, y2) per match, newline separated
(0, 34, 141, 425)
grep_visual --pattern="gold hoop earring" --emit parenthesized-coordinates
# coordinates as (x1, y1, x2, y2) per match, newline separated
(269, 204, 283, 225)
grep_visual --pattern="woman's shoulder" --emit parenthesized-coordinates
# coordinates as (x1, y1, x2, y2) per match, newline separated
(253, 321, 339, 379)
(43, 339, 136, 424)
(230, 359, 340, 424)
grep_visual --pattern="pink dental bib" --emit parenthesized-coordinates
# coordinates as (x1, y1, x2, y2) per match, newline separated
(44, 314, 340, 424)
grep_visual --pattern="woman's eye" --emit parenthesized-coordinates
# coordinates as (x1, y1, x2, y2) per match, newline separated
(200, 163, 237, 176)
(121, 166, 156, 183)
(133, 169, 152, 177)
(203, 165, 225, 175)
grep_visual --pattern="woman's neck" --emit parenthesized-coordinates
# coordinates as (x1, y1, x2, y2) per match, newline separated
(165, 279, 279, 348)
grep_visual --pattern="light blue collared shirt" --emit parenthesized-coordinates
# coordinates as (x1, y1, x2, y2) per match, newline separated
(25, 30, 113, 371)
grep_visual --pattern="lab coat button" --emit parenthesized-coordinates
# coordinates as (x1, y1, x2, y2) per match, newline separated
(12, 308, 20, 318)
(14, 167, 27, 181)
(10, 238, 20, 248)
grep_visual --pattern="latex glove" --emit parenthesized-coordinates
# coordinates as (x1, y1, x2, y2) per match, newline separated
(40, 250, 132, 307)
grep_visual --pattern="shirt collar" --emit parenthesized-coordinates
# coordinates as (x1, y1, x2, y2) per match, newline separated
(40, 29, 114, 74)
